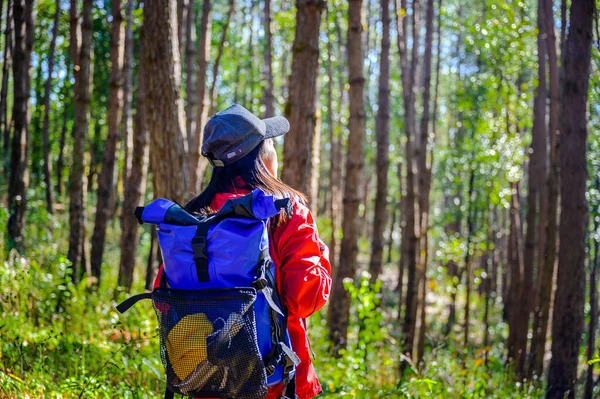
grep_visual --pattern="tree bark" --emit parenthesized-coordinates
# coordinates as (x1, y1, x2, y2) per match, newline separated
(525, 0, 548, 378)
(263, 0, 274, 117)
(368, 0, 391, 283)
(7, 0, 33, 252)
(327, 0, 365, 351)
(207, 0, 235, 116)
(416, 0, 439, 362)
(40, 0, 61, 214)
(67, 0, 94, 281)
(90, 0, 125, 282)
(118, 35, 150, 291)
(282, 0, 324, 207)
(583, 195, 599, 399)
(396, 0, 421, 362)
(325, 5, 341, 273)
(462, 167, 476, 349)
(184, 0, 196, 157)
(69, 0, 80, 73)
(546, 1, 595, 397)
(189, 0, 211, 194)
(142, 0, 189, 203)
(0, 0, 12, 159)
(530, 0, 561, 378)
(121, 0, 135, 187)
(55, 75, 70, 196)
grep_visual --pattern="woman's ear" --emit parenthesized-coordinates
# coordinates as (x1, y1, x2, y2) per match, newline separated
(261, 139, 279, 177)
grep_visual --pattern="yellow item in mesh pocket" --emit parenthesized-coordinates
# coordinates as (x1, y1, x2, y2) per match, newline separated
(166, 313, 214, 380)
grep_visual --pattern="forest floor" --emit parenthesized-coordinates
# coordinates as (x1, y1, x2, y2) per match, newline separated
(0, 197, 551, 398)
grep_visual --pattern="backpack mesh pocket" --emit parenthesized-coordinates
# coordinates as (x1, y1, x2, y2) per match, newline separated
(151, 287, 268, 399)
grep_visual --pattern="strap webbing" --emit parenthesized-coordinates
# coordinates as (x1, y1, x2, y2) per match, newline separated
(164, 387, 174, 399)
(115, 292, 152, 314)
(274, 198, 292, 217)
(192, 225, 210, 283)
(134, 206, 145, 225)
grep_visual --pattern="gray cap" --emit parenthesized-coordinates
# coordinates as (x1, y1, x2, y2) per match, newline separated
(201, 104, 290, 167)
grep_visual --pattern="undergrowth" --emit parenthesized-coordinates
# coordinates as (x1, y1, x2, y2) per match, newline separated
(0, 200, 545, 398)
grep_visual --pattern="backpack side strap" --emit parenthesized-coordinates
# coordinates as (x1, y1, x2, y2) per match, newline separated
(115, 292, 152, 314)
(134, 206, 145, 225)
(274, 198, 293, 218)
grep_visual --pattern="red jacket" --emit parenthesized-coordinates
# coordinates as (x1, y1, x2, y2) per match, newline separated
(154, 190, 332, 399)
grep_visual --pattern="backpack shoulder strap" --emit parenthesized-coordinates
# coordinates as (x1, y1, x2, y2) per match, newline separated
(115, 292, 152, 314)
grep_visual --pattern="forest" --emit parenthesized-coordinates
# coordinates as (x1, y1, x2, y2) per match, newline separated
(0, 0, 599, 397)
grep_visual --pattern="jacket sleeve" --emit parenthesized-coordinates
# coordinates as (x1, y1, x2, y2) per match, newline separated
(273, 202, 332, 319)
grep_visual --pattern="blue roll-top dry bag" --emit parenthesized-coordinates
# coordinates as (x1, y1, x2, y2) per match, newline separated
(117, 188, 299, 399)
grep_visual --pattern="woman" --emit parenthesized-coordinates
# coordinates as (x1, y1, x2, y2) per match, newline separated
(183, 104, 331, 399)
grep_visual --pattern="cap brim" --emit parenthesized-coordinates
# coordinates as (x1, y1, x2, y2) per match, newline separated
(263, 116, 290, 138)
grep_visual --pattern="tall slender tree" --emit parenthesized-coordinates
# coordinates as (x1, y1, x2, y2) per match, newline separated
(40, 0, 61, 214)
(67, 0, 94, 280)
(327, 0, 365, 350)
(7, 0, 34, 251)
(368, 0, 391, 282)
(526, 0, 549, 378)
(118, 32, 150, 291)
(282, 0, 324, 208)
(207, 0, 235, 116)
(583, 198, 599, 399)
(184, 0, 196, 149)
(546, 0, 595, 397)
(262, 0, 274, 117)
(121, 0, 135, 187)
(416, 0, 438, 362)
(530, 0, 561, 377)
(396, 0, 421, 361)
(189, 0, 211, 193)
(0, 0, 12, 158)
(90, 0, 125, 282)
(142, 0, 189, 202)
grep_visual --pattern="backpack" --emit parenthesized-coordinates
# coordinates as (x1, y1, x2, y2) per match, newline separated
(116, 188, 300, 399)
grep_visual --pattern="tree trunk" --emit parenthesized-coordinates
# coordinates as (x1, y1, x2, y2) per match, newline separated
(207, 0, 235, 116)
(263, 0, 274, 117)
(0, 0, 12, 159)
(176, 0, 187, 61)
(282, 0, 324, 206)
(327, 0, 365, 351)
(462, 168, 476, 348)
(396, 0, 421, 362)
(55, 76, 69, 196)
(189, 0, 211, 194)
(530, 0, 561, 378)
(67, 0, 94, 281)
(90, 0, 125, 282)
(507, 180, 526, 370)
(142, 0, 189, 203)
(368, 0, 390, 283)
(7, 0, 33, 252)
(397, 162, 406, 317)
(145, 227, 161, 290)
(69, 0, 80, 73)
(546, 1, 594, 397)
(325, 5, 341, 273)
(40, 0, 61, 214)
(121, 0, 135, 188)
(118, 36, 150, 291)
(584, 194, 599, 399)
(525, 0, 548, 378)
(416, 0, 439, 362)
(184, 0, 196, 157)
